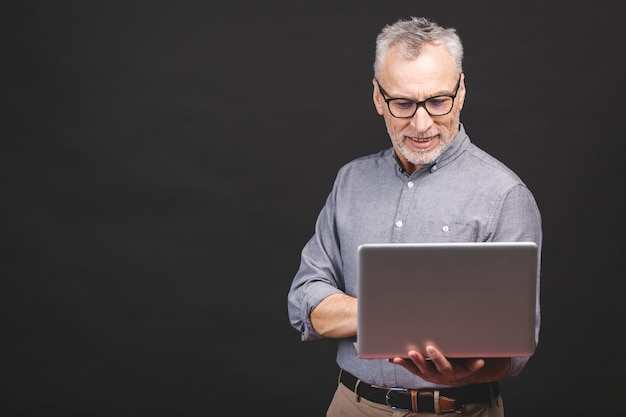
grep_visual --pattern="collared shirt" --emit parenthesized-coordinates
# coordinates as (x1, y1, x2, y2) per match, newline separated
(287, 124, 542, 389)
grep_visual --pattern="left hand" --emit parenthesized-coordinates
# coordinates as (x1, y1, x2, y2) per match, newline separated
(389, 345, 510, 386)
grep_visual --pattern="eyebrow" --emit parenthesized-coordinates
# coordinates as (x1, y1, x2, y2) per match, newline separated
(387, 88, 450, 100)
(379, 77, 460, 100)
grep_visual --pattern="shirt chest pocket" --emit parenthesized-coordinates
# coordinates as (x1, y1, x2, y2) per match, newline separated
(417, 221, 477, 242)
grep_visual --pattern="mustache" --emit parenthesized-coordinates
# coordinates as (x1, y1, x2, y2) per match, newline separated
(405, 132, 440, 139)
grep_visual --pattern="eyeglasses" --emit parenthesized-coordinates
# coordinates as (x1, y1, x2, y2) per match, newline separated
(376, 76, 462, 118)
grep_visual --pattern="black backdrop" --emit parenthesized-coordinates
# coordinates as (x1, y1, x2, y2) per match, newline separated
(3, 1, 625, 416)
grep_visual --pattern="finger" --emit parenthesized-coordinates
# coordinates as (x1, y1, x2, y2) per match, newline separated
(406, 350, 434, 374)
(407, 349, 427, 362)
(390, 356, 419, 375)
(425, 346, 453, 374)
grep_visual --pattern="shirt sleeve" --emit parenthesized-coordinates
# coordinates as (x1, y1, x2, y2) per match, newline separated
(492, 184, 543, 377)
(287, 177, 346, 341)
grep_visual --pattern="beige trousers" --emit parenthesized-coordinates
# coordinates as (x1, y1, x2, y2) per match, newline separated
(327, 382, 505, 417)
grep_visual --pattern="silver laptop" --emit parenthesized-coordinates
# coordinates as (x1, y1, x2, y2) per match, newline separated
(356, 242, 538, 359)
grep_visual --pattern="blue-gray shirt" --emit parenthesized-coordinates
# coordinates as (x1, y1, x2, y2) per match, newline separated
(287, 124, 542, 389)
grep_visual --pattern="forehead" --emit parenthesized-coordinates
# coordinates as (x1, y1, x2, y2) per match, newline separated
(380, 43, 458, 98)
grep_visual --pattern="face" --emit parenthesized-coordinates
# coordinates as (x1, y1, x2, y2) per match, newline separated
(373, 43, 466, 174)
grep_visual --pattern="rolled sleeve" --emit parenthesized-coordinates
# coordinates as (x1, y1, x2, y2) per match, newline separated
(287, 186, 345, 341)
(288, 274, 342, 341)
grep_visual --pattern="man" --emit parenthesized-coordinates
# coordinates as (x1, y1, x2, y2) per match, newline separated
(287, 16, 542, 417)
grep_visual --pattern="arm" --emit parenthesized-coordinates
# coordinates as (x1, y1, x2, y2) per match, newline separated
(288, 175, 351, 341)
(492, 183, 542, 377)
(310, 293, 357, 338)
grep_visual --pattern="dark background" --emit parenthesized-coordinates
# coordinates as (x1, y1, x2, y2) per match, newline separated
(3, 1, 625, 416)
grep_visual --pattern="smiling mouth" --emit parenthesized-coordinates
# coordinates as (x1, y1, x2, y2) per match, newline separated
(407, 134, 437, 143)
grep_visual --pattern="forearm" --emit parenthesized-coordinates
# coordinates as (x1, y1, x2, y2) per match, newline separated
(310, 293, 357, 338)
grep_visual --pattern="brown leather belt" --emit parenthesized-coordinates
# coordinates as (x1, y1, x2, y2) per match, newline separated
(339, 369, 498, 413)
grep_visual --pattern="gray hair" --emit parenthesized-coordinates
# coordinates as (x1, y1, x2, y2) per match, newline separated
(374, 16, 464, 80)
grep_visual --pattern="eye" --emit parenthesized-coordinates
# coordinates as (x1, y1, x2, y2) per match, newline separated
(391, 99, 415, 110)
(427, 98, 448, 109)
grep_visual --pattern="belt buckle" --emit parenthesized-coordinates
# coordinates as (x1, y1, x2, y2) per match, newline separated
(385, 388, 411, 411)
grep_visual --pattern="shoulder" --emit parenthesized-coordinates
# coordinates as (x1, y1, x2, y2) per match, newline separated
(336, 148, 394, 176)
(461, 143, 526, 186)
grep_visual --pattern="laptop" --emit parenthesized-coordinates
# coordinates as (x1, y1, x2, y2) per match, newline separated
(356, 241, 538, 359)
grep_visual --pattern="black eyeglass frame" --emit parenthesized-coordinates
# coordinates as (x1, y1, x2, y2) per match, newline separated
(376, 75, 462, 118)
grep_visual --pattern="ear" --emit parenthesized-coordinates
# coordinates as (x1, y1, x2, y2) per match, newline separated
(372, 78, 385, 115)
(457, 73, 467, 111)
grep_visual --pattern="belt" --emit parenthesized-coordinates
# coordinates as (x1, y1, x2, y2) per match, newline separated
(339, 369, 498, 413)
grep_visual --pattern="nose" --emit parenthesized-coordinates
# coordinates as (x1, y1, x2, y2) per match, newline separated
(409, 105, 434, 133)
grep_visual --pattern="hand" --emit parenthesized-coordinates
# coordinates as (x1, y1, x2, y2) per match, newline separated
(389, 345, 510, 386)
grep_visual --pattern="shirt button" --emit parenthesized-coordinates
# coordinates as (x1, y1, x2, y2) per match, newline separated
(407, 181, 414, 188)
(395, 220, 403, 228)
(442, 225, 449, 232)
